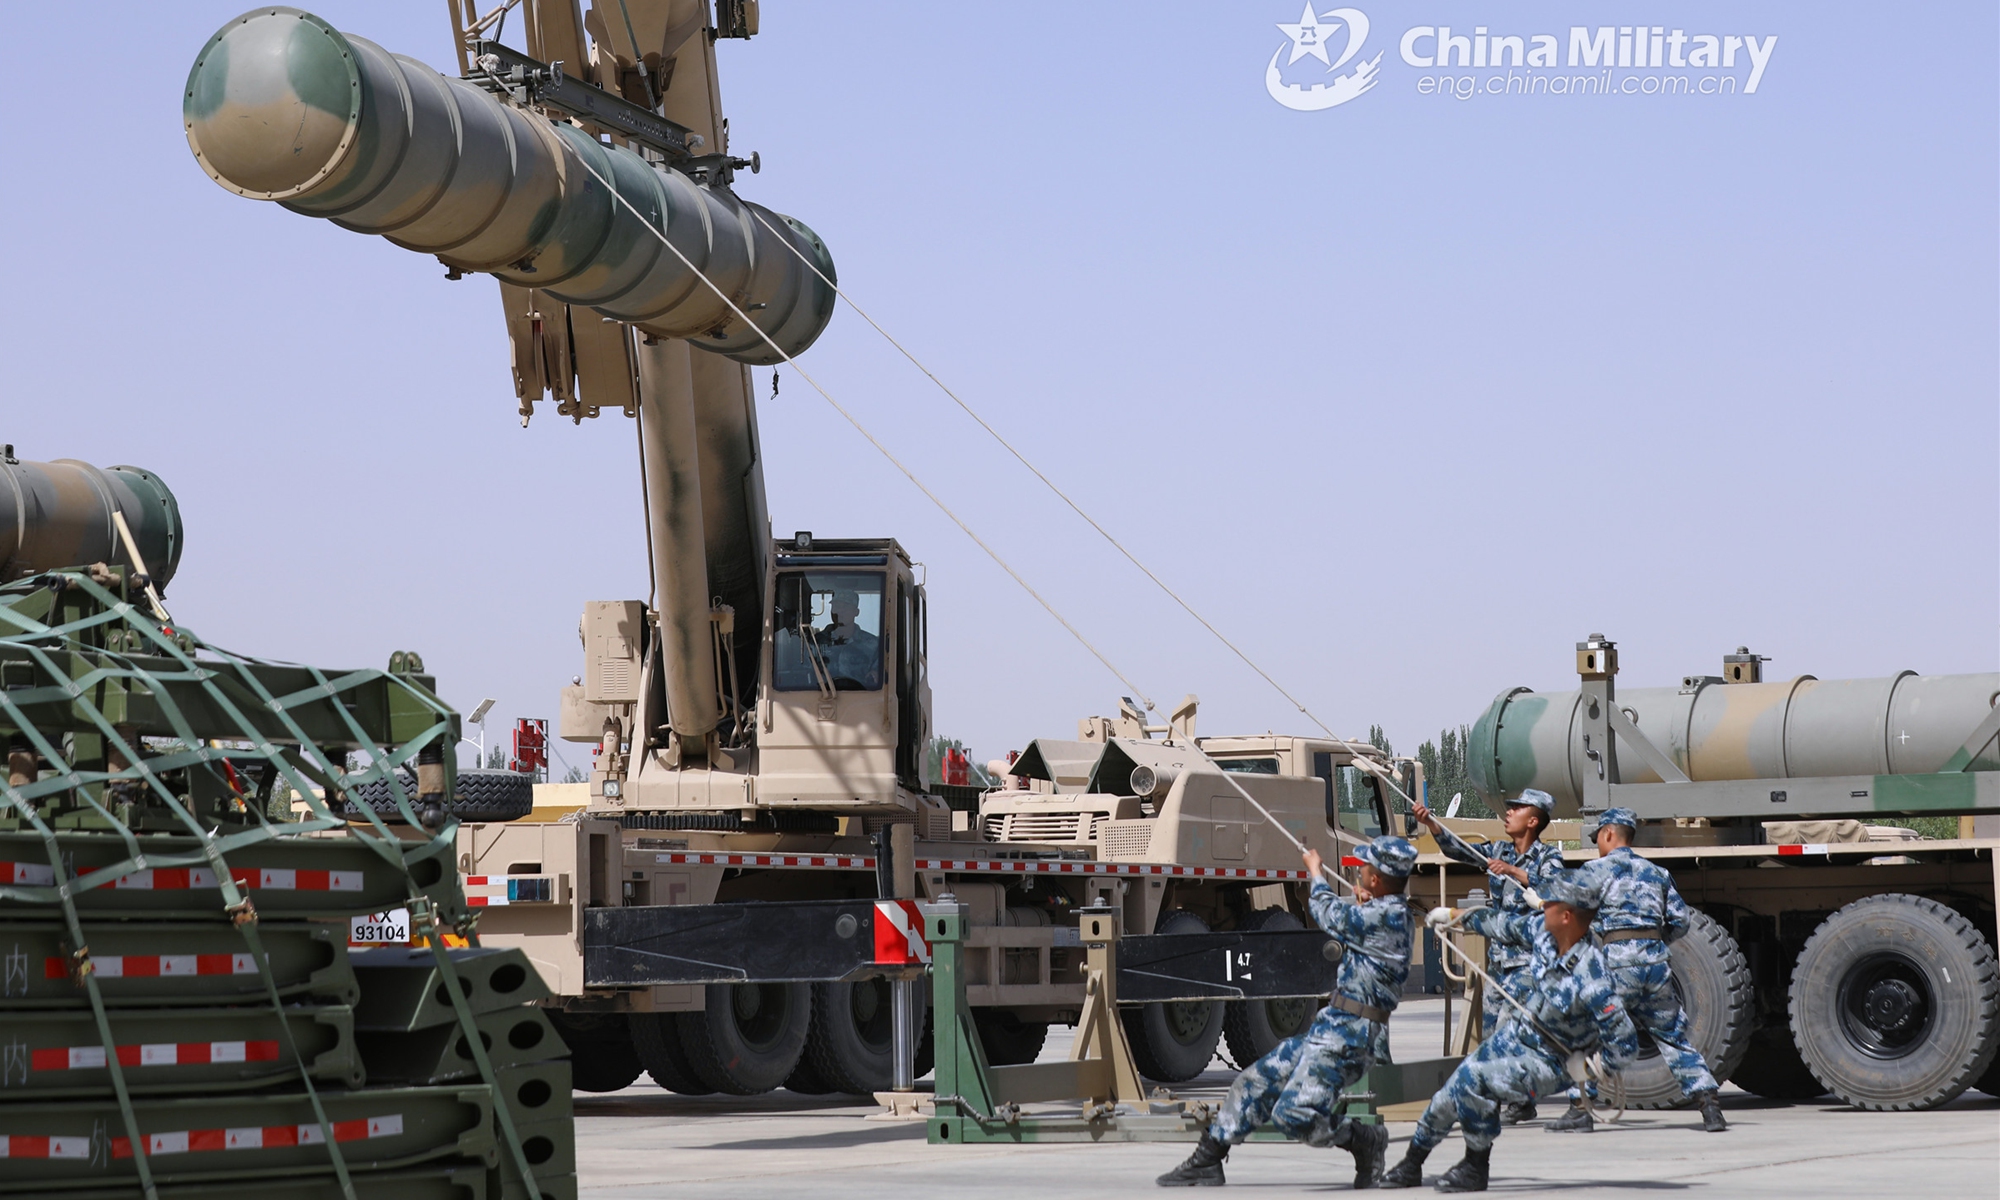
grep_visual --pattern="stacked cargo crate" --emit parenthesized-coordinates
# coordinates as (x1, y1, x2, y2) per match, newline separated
(0, 565, 575, 1199)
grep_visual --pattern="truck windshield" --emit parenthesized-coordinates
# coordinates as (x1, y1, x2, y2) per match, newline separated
(773, 571, 884, 691)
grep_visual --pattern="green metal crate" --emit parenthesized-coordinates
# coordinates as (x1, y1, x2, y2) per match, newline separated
(43, 1161, 490, 1200)
(0, 1004, 358, 1097)
(0, 1084, 495, 1190)
(357, 1007, 564, 1086)
(0, 921, 355, 1009)
(352, 948, 552, 1031)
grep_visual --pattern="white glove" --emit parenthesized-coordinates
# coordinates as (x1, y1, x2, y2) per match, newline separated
(1520, 887, 1547, 911)
(1565, 1050, 1591, 1084)
(1425, 906, 1455, 930)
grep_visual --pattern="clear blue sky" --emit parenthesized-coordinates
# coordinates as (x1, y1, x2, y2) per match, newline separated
(5, 2, 1993, 770)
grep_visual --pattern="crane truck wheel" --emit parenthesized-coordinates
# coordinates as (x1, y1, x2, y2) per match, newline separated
(1122, 910, 1226, 1083)
(973, 1009, 1050, 1067)
(802, 978, 931, 1093)
(1222, 908, 1318, 1069)
(674, 982, 814, 1095)
(1789, 893, 2000, 1111)
(1726, 1022, 1827, 1100)
(630, 1012, 716, 1096)
(1612, 910, 1754, 1109)
(545, 1011, 643, 1093)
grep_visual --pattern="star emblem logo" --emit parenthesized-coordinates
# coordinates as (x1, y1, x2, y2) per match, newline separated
(1275, 3, 1341, 66)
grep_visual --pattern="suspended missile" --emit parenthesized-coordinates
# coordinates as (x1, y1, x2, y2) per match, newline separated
(0, 455, 183, 589)
(183, 8, 834, 364)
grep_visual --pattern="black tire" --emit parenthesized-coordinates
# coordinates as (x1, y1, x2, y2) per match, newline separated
(630, 1012, 714, 1096)
(545, 1011, 642, 1093)
(784, 1048, 838, 1094)
(1121, 910, 1225, 1083)
(973, 1009, 1050, 1067)
(1728, 1021, 1827, 1100)
(802, 978, 929, 1094)
(674, 982, 812, 1095)
(1614, 910, 1754, 1109)
(1790, 894, 2000, 1111)
(344, 768, 534, 822)
(1222, 908, 1319, 1069)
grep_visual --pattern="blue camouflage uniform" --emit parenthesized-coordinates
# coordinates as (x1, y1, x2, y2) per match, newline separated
(1211, 839, 1415, 1144)
(1410, 879, 1638, 1156)
(1571, 809, 1718, 1100)
(1436, 789, 1565, 1038)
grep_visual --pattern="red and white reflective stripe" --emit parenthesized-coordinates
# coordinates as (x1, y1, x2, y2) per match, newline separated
(110, 1114, 402, 1158)
(0, 862, 55, 886)
(646, 852, 1308, 881)
(0, 1135, 94, 1159)
(873, 899, 931, 965)
(110, 868, 363, 892)
(31, 1040, 280, 1072)
(1776, 844, 1831, 856)
(651, 852, 874, 870)
(463, 875, 557, 906)
(44, 954, 254, 980)
(916, 858, 1310, 880)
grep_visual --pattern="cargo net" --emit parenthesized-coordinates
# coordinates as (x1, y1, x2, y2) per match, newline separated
(0, 567, 553, 1200)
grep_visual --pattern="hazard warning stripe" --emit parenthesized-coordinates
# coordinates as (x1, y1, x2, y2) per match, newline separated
(43, 954, 255, 980)
(1775, 844, 1831, 856)
(0, 862, 56, 886)
(646, 851, 1309, 881)
(100, 1114, 403, 1158)
(463, 875, 557, 906)
(31, 1040, 281, 1072)
(108, 868, 364, 892)
(0, 1136, 93, 1160)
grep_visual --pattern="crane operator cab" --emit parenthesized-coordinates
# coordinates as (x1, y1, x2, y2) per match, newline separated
(757, 536, 931, 814)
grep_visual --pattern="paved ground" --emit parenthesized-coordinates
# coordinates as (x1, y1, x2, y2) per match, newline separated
(573, 1000, 2000, 1198)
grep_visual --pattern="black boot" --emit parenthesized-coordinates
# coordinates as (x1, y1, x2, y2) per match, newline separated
(1694, 1089, 1728, 1133)
(1380, 1143, 1430, 1189)
(1543, 1101, 1593, 1133)
(1500, 1098, 1537, 1125)
(1434, 1146, 1491, 1193)
(1157, 1131, 1229, 1187)
(1349, 1121, 1390, 1189)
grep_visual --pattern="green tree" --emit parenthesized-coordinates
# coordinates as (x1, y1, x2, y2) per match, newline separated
(1415, 725, 1495, 819)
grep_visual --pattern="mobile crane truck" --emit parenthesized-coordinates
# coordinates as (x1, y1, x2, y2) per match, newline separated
(184, 1, 1428, 1101)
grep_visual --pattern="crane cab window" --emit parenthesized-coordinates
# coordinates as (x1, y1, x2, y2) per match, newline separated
(773, 572, 884, 691)
(1315, 751, 1386, 838)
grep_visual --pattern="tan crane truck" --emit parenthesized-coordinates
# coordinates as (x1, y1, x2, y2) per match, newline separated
(185, 1, 1423, 1098)
(1456, 634, 2000, 1112)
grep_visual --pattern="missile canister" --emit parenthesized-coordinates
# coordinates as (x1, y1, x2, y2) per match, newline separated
(0, 457, 183, 588)
(182, 8, 834, 364)
(1469, 670, 2000, 812)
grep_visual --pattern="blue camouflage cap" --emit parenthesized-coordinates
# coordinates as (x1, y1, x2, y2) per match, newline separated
(1354, 835, 1417, 879)
(1508, 788, 1555, 815)
(1588, 807, 1639, 835)
(1541, 869, 1602, 910)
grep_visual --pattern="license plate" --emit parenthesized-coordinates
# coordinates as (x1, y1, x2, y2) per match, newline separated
(349, 908, 410, 946)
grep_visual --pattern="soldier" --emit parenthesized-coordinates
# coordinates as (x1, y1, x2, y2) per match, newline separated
(1381, 871, 1638, 1193)
(1544, 807, 1728, 1134)
(1156, 835, 1416, 1189)
(1409, 787, 1564, 1122)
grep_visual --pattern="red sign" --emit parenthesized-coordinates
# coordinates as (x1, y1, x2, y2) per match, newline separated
(511, 718, 548, 775)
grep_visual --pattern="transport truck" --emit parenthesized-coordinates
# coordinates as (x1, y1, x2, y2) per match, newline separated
(182, 0, 1423, 1100)
(1454, 633, 2000, 1112)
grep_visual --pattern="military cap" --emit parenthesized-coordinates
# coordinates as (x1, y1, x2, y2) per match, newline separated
(1541, 869, 1602, 910)
(1354, 835, 1417, 879)
(1507, 788, 1555, 814)
(1584, 807, 1639, 838)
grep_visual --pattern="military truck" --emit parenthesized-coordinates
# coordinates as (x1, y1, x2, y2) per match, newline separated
(1457, 634, 2000, 1112)
(183, 2, 1422, 1098)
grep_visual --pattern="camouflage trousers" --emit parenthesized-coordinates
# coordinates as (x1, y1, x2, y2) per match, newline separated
(1569, 957, 1717, 1101)
(1412, 1033, 1566, 1154)
(1211, 1008, 1378, 1144)
(1481, 961, 1532, 1040)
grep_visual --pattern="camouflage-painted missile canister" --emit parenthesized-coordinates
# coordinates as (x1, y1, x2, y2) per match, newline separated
(1469, 672, 2000, 812)
(184, 7, 835, 364)
(0, 457, 183, 587)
